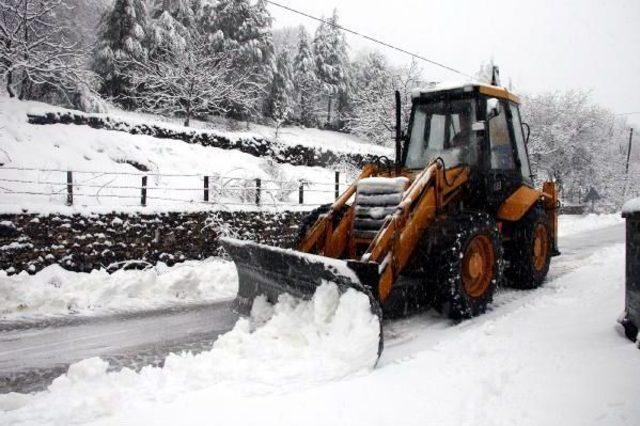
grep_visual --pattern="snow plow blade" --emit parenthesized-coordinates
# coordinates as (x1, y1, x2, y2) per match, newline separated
(220, 237, 383, 357)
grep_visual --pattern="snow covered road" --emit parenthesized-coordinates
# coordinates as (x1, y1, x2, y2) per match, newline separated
(0, 221, 628, 397)
(0, 300, 238, 393)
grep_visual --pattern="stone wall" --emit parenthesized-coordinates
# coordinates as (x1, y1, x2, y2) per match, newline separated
(0, 211, 306, 275)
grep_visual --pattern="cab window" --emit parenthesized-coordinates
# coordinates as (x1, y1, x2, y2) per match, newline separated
(405, 99, 478, 169)
(509, 103, 532, 181)
(489, 102, 516, 170)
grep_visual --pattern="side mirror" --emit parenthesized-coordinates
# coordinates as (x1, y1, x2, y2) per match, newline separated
(522, 122, 531, 145)
(487, 98, 500, 120)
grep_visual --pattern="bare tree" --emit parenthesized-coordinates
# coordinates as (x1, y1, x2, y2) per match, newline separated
(128, 36, 263, 127)
(0, 0, 95, 101)
(521, 89, 635, 208)
(346, 56, 426, 146)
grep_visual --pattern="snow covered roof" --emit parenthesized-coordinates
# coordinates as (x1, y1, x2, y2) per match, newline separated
(411, 82, 520, 104)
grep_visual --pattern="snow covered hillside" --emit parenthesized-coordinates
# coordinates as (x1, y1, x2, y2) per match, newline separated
(0, 95, 389, 213)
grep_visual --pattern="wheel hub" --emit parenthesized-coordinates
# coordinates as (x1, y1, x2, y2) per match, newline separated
(462, 235, 495, 298)
(468, 253, 484, 278)
(533, 224, 549, 272)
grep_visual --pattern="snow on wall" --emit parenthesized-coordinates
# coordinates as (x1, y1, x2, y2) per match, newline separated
(0, 211, 305, 276)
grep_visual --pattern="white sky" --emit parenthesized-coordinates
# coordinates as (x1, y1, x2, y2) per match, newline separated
(268, 0, 640, 127)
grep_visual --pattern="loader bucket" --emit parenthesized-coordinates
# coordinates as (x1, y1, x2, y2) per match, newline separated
(220, 237, 383, 358)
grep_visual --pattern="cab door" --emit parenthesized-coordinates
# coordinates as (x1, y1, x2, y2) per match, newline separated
(507, 103, 533, 185)
(484, 99, 524, 209)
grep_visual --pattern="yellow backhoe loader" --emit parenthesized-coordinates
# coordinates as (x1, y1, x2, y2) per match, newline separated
(222, 77, 560, 360)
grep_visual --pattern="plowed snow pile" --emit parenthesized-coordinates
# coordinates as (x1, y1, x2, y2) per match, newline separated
(0, 283, 381, 425)
(0, 259, 238, 320)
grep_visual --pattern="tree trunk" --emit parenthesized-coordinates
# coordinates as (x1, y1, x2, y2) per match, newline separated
(326, 97, 332, 126)
(19, 0, 29, 101)
(6, 71, 15, 98)
(18, 78, 30, 100)
(184, 102, 191, 127)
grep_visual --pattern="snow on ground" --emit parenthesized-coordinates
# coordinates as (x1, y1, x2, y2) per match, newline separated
(1, 243, 638, 425)
(558, 213, 624, 237)
(0, 284, 381, 425)
(0, 95, 371, 213)
(0, 259, 237, 321)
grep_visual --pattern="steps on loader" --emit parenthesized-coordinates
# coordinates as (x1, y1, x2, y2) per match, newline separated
(353, 177, 409, 241)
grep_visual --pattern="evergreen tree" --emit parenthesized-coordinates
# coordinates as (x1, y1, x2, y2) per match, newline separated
(93, 0, 150, 106)
(292, 27, 318, 126)
(154, 0, 198, 29)
(267, 50, 294, 137)
(347, 52, 394, 145)
(195, 1, 217, 39)
(148, 10, 188, 60)
(313, 9, 349, 126)
(209, 0, 274, 118)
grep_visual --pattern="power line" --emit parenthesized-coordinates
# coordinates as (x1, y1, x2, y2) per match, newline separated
(263, 0, 474, 79)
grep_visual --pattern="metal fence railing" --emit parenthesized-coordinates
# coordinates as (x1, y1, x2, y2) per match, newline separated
(0, 166, 349, 210)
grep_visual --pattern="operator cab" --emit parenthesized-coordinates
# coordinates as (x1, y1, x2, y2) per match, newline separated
(402, 83, 534, 209)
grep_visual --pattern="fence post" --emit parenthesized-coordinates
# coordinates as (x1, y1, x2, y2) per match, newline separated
(141, 176, 147, 206)
(255, 178, 261, 206)
(335, 171, 340, 200)
(66, 171, 73, 206)
(204, 176, 209, 202)
(299, 182, 304, 204)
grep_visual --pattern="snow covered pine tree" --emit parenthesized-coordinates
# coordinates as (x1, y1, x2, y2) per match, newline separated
(93, 0, 149, 107)
(313, 9, 349, 128)
(292, 27, 320, 127)
(267, 50, 294, 137)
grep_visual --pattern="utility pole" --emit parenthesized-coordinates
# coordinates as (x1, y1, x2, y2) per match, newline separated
(623, 128, 635, 200)
(626, 128, 634, 174)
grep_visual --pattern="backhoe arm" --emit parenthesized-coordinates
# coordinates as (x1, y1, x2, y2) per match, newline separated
(364, 163, 469, 301)
(297, 164, 378, 255)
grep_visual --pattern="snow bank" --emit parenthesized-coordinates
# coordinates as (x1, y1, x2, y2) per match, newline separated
(558, 213, 624, 237)
(0, 283, 381, 425)
(0, 259, 237, 320)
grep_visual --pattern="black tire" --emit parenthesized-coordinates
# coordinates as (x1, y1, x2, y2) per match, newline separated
(504, 207, 552, 289)
(434, 211, 504, 320)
